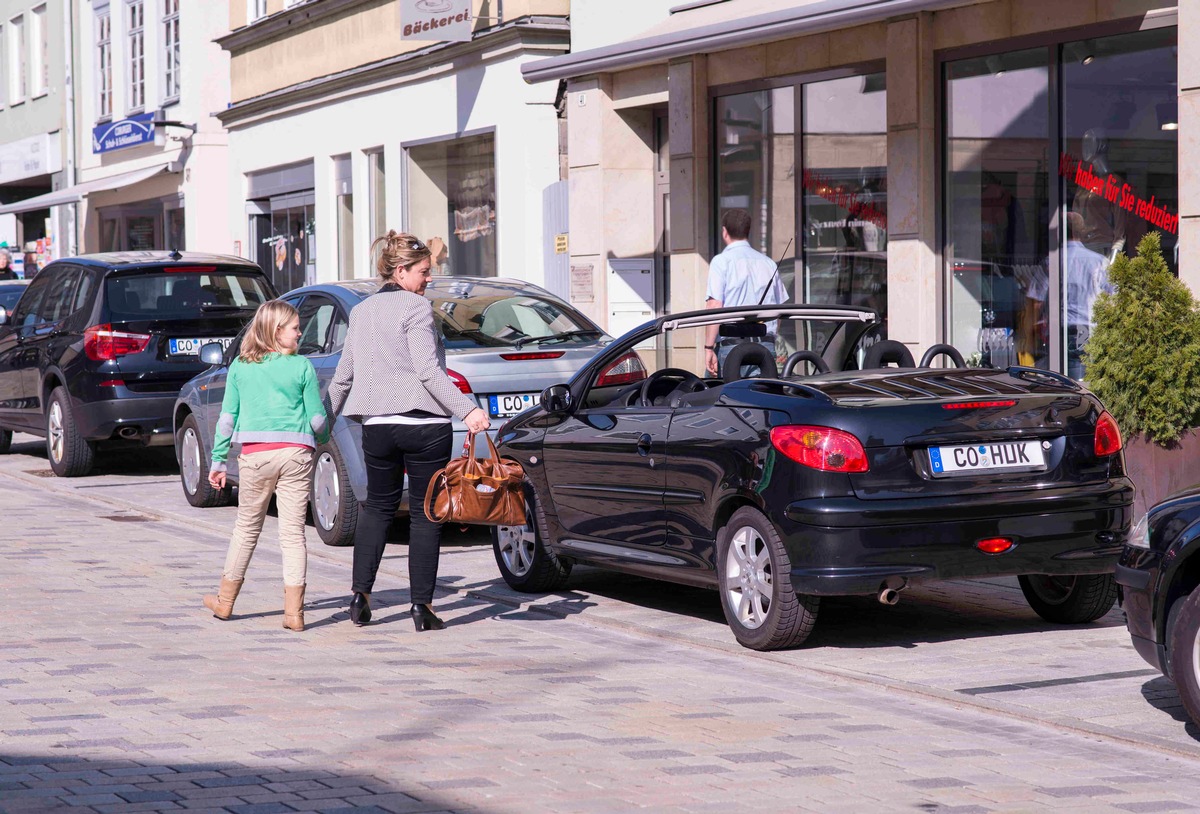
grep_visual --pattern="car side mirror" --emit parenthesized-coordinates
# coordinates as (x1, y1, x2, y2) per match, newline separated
(0, 306, 7, 326)
(199, 342, 226, 366)
(540, 384, 571, 414)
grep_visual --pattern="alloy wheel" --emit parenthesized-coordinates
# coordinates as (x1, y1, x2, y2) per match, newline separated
(48, 400, 64, 464)
(1024, 574, 1077, 606)
(313, 451, 339, 532)
(180, 427, 201, 495)
(724, 524, 773, 629)
(496, 520, 536, 577)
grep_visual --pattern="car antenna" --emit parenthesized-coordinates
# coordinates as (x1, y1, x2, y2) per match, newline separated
(757, 237, 793, 305)
(168, 248, 183, 261)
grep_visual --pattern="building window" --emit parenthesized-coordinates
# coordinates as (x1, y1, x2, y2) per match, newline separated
(943, 26, 1177, 380)
(162, 0, 179, 101)
(248, 0, 267, 22)
(31, 5, 47, 97)
(97, 11, 112, 119)
(368, 150, 386, 242)
(127, 0, 145, 112)
(8, 14, 25, 105)
(408, 133, 497, 277)
(714, 71, 888, 356)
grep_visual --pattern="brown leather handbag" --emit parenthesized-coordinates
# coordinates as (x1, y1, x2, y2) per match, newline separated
(424, 432, 526, 526)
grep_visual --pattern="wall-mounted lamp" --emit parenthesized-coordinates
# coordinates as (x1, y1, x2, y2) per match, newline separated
(152, 109, 197, 147)
(1157, 101, 1178, 131)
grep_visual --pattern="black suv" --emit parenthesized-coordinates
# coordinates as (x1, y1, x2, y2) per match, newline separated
(0, 252, 277, 476)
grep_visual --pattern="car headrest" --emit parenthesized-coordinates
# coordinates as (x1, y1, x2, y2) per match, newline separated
(863, 340, 915, 369)
(721, 342, 778, 383)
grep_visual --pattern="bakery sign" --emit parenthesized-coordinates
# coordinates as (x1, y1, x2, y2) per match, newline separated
(399, 0, 473, 42)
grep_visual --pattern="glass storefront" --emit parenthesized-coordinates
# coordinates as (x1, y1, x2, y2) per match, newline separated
(407, 133, 497, 277)
(944, 27, 1177, 378)
(714, 70, 887, 357)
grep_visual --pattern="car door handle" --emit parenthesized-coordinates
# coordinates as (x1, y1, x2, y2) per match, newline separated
(636, 433, 652, 456)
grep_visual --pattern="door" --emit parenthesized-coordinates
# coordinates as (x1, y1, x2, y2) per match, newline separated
(540, 374, 671, 556)
(0, 274, 51, 425)
(23, 267, 84, 407)
(294, 293, 348, 391)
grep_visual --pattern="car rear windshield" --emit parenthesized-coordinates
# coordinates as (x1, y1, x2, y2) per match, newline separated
(105, 269, 271, 321)
(431, 293, 601, 349)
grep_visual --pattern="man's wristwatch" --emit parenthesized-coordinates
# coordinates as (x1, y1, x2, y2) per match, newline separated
(704, 344, 716, 351)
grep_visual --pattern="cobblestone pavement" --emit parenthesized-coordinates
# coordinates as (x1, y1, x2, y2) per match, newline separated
(3, 436, 1200, 813)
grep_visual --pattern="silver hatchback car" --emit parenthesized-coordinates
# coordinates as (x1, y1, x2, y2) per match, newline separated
(172, 276, 624, 545)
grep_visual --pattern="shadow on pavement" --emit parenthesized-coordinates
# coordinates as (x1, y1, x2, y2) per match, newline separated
(0, 752, 478, 813)
(1140, 676, 1200, 741)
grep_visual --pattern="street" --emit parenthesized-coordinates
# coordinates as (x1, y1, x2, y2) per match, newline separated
(2, 431, 1200, 814)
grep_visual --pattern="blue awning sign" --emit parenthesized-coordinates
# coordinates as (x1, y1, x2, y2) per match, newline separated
(92, 113, 155, 154)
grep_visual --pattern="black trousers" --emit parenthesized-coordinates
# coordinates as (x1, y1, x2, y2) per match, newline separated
(352, 422, 453, 604)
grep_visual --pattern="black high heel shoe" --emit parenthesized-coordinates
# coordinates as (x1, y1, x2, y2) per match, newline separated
(349, 592, 371, 626)
(410, 604, 445, 632)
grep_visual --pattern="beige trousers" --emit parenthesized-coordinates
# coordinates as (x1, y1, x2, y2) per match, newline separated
(221, 446, 314, 587)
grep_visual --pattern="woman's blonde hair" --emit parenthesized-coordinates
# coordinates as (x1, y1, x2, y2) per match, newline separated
(239, 300, 299, 363)
(372, 230, 432, 284)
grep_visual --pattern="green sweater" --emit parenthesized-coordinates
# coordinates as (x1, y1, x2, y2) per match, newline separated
(210, 352, 330, 472)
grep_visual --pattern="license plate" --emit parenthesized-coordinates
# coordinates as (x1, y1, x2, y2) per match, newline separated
(168, 337, 234, 356)
(488, 393, 537, 417)
(929, 440, 1046, 476)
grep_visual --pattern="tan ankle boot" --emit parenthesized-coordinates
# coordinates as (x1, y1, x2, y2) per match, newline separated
(203, 578, 243, 620)
(283, 584, 306, 631)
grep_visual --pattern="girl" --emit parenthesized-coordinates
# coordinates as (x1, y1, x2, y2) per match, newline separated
(202, 300, 329, 631)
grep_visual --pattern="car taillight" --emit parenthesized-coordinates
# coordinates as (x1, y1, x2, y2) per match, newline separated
(447, 368, 473, 395)
(499, 351, 565, 361)
(770, 425, 869, 473)
(1094, 411, 1122, 457)
(84, 324, 151, 361)
(596, 351, 647, 387)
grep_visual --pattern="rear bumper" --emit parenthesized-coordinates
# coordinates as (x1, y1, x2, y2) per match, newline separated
(778, 479, 1133, 596)
(73, 392, 177, 444)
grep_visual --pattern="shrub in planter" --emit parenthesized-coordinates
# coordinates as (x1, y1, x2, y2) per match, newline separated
(1085, 232, 1200, 514)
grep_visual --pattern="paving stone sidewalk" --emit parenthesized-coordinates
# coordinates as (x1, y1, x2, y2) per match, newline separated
(4, 461, 1200, 811)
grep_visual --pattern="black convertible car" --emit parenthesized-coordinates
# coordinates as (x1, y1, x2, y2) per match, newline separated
(490, 304, 1134, 650)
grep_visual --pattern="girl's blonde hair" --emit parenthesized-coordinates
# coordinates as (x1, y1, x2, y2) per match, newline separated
(239, 300, 298, 363)
(372, 230, 432, 284)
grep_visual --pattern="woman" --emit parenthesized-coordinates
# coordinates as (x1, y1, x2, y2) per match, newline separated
(328, 231, 490, 631)
(0, 249, 15, 280)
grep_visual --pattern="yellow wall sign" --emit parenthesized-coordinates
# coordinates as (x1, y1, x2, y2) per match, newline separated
(554, 233, 569, 254)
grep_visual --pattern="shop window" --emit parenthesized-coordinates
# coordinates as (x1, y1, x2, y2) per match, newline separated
(1061, 27, 1178, 379)
(944, 49, 1050, 371)
(407, 133, 496, 277)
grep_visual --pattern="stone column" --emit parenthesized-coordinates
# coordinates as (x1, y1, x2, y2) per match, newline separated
(886, 13, 939, 354)
(1180, 1, 1200, 294)
(668, 55, 710, 368)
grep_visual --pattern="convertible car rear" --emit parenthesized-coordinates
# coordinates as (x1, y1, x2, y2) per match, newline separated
(490, 304, 1133, 650)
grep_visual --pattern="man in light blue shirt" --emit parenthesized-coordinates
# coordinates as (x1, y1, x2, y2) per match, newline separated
(704, 209, 786, 376)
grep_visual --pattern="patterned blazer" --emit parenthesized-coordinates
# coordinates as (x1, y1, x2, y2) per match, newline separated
(328, 288, 477, 420)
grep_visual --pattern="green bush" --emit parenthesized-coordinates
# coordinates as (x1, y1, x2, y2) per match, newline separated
(1084, 232, 1200, 446)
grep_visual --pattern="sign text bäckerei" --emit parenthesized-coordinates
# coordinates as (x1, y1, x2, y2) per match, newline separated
(400, 0, 472, 42)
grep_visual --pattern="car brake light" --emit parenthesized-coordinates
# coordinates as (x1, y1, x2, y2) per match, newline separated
(164, 265, 217, 273)
(447, 368, 473, 395)
(1094, 411, 1122, 457)
(596, 351, 647, 387)
(770, 425, 869, 473)
(84, 324, 151, 361)
(942, 400, 1017, 409)
(499, 351, 565, 361)
(976, 537, 1015, 554)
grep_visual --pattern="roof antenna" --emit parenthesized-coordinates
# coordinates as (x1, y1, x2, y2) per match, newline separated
(168, 248, 183, 261)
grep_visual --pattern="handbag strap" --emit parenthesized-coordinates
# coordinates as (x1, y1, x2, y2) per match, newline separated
(424, 468, 449, 522)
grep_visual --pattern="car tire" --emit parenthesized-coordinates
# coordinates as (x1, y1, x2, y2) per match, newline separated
(716, 506, 819, 650)
(0, 429, 11, 454)
(177, 414, 231, 508)
(46, 387, 95, 478)
(1017, 573, 1117, 624)
(312, 440, 358, 547)
(1169, 589, 1200, 726)
(491, 484, 571, 592)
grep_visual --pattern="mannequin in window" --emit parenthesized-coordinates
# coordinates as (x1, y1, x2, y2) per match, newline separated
(1072, 127, 1145, 263)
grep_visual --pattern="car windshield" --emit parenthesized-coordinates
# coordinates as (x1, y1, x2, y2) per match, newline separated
(0, 285, 26, 312)
(105, 270, 271, 321)
(428, 292, 600, 349)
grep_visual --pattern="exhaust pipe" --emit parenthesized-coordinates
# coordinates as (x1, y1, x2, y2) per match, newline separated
(878, 587, 900, 605)
(117, 426, 140, 439)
